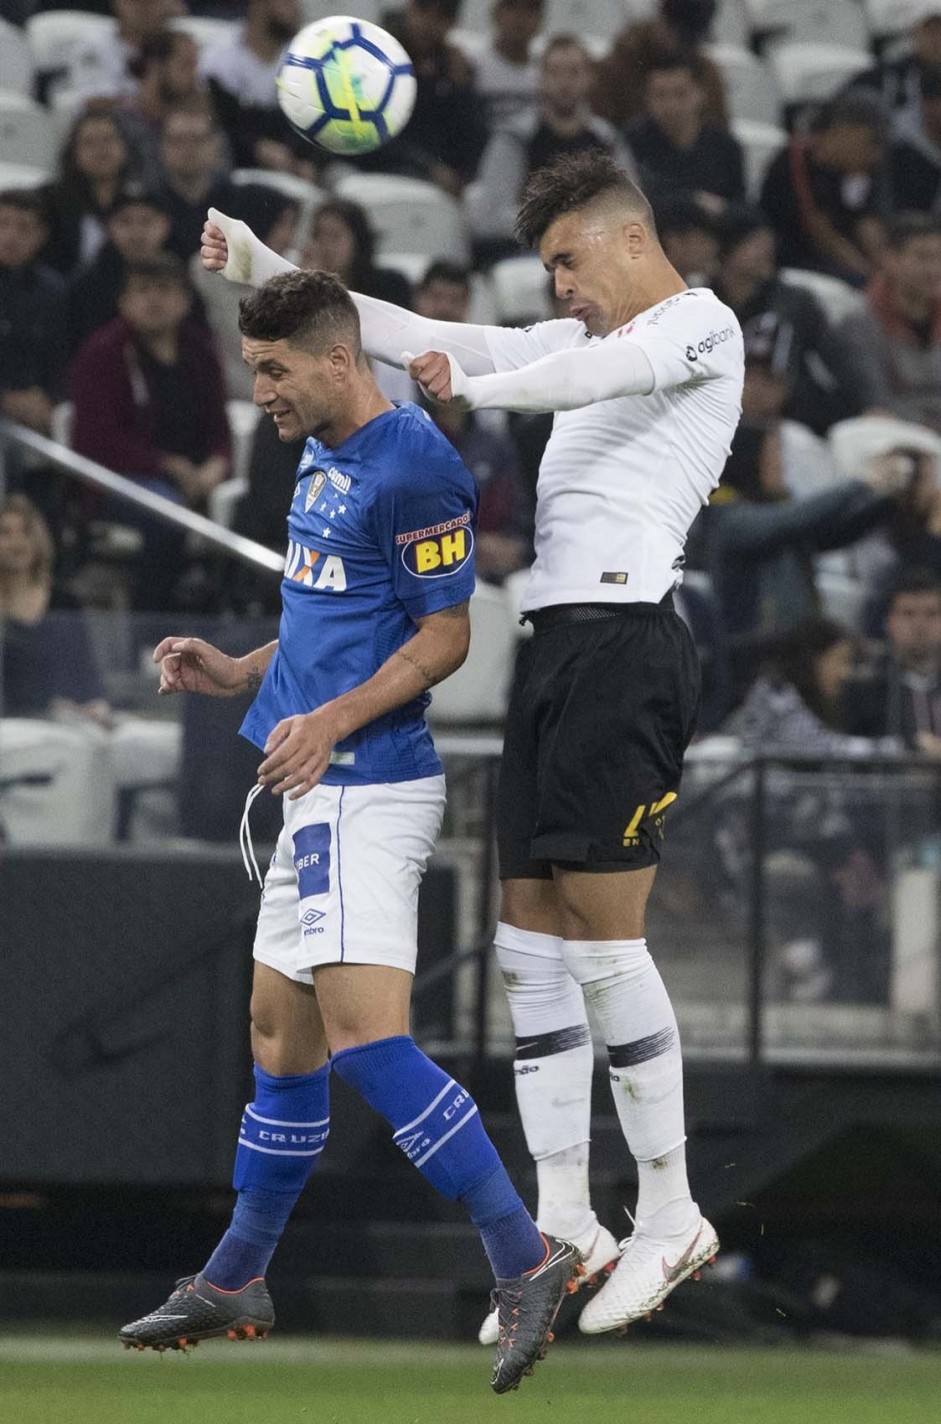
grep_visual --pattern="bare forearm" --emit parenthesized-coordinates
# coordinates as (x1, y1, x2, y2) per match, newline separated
(236, 640, 278, 694)
(325, 620, 468, 740)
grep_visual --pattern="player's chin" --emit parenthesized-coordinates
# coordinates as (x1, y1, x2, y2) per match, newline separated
(271, 412, 301, 440)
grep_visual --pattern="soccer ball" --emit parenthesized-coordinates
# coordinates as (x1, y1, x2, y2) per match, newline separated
(277, 16, 416, 156)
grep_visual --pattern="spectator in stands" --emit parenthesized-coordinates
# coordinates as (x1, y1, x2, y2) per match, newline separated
(840, 213, 941, 432)
(594, 0, 727, 132)
(889, 64, 941, 211)
(0, 493, 109, 722)
(201, 0, 308, 172)
(191, 184, 298, 402)
(654, 195, 719, 286)
(43, 109, 135, 276)
(116, 29, 209, 182)
(727, 617, 901, 1003)
(0, 190, 66, 440)
(845, 567, 941, 749)
(70, 255, 231, 609)
(472, 0, 543, 131)
(370, 0, 488, 195)
(713, 204, 865, 434)
(469, 36, 632, 259)
(158, 109, 235, 260)
(302, 198, 412, 309)
(69, 0, 185, 102)
(67, 184, 173, 355)
(852, 0, 941, 125)
(699, 340, 898, 686)
(627, 52, 744, 211)
(760, 91, 891, 285)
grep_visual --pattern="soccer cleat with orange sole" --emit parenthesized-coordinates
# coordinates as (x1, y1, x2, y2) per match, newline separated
(119, 1273, 274, 1352)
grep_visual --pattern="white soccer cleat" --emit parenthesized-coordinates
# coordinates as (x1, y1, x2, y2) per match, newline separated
(577, 1213, 719, 1335)
(477, 1219, 621, 1345)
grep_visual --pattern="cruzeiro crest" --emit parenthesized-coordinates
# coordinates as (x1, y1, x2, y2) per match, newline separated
(305, 469, 327, 512)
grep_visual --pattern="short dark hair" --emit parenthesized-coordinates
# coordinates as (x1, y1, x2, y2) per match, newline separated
(0, 188, 47, 221)
(515, 150, 653, 249)
(888, 566, 941, 607)
(411, 0, 462, 20)
(109, 182, 170, 218)
(812, 88, 890, 139)
(541, 33, 589, 62)
(885, 211, 941, 251)
(645, 48, 699, 82)
(238, 270, 362, 356)
(122, 252, 191, 294)
(418, 259, 471, 291)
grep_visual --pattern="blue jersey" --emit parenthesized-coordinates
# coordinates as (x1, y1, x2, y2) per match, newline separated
(240, 403, 478, 785)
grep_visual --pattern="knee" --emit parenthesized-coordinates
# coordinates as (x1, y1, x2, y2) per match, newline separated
(249, 998, 327, 1077)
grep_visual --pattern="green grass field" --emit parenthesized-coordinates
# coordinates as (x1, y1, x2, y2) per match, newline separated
(1, 1337, 939, 1424)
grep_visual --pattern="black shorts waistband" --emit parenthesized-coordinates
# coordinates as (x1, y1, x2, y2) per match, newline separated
(523, 592, 674, 632)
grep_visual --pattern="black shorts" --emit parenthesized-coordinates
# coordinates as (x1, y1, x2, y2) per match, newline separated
(497, 599, 701, 880)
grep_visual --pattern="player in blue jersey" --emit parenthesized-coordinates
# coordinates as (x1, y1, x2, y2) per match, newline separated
(118, 271, 580, 1393)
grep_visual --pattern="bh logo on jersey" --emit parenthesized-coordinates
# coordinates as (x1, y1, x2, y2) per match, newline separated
(396, 512, 474, 579)
(284, 540, 347, 591)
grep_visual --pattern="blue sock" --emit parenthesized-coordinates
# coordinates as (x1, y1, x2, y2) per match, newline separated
(331, 1036, 544, 1279)
(203, 1063, 330, 1290)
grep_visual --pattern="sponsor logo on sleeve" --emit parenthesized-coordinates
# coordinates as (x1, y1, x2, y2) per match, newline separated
(293, 823, 331, 900)
(685, 326, 736, 363)
(395, 511, 474, 578)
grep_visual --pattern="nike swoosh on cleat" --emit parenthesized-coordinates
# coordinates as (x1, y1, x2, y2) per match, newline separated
(661, 1226, 703, 1284)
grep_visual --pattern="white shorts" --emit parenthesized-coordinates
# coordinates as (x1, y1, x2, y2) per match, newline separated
(252, 775, 446, 984)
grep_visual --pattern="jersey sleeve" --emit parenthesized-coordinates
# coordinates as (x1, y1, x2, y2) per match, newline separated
(370, 445, 479, 619)
(483, 317, 588, 373)
(631, 295, 744, 393)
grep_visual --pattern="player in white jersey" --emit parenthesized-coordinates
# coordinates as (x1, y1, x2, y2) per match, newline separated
(199, 149, 744, 1337)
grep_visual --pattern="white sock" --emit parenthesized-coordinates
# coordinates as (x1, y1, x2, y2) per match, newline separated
(494, 922, 596, 1236)
(560, 937, 696, 1233)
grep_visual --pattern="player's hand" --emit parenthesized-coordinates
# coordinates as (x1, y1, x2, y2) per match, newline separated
(256, 709, 340, 799)
(404, 349, 472, 408)
(200, 217, 229, 272)
(153, 637, 245, 697)
(202, 209, 259, 284)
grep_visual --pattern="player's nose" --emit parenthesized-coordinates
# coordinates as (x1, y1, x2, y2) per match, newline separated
(252, 374, 275, 407)
(554, 270, 573, 300)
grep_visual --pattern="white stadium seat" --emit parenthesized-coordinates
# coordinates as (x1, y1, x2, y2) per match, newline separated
(731, 118, 787, 200)
(230, 168, 325, 232)
(713, 0, 750, 47)
(490, 255, 552, 324)
(168, 16, 239, 51)
(828, 415, 941, 484)
(0, 160, 52, 191)
(768, 42, 872, 109)
(50, 401, 73, 449)
(302, 0, 382, 21)
(0, 94, 57, 172)
(779, 268, 866, 326)
(333, 172, 470, 262)
(427, 583, 518, 726)
(704, 44, 781, 125)
(864, 0, 919, 43)
(745, 0, 870, 51)
(0, 21, 35, 97)
(24, 8, 114, 76)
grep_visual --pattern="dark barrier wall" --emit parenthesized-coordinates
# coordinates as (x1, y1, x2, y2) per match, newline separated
(0, 848, 456, 1186)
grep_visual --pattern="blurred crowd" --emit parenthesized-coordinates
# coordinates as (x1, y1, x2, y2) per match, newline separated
(3, 0, 941, 785)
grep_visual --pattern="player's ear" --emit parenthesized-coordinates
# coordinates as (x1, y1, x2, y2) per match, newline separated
(623, 219, 650, 257)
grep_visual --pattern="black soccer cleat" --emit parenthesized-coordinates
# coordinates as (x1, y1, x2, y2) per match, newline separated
(490, 1235, 583, 1394)
(119, 1273, 275, 1352)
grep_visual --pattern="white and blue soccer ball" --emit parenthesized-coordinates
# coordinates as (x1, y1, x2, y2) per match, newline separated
(277, 16, 416, 155)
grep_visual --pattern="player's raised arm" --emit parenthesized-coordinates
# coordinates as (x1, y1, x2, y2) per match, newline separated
(201, 210, 577, 378)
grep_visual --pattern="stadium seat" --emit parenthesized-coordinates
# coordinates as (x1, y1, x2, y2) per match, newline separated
(0, 93, 57, 170)
(731, 118, 787, 199)
(0, 20, 34, 97)
(50, 401, 72, 449)
(828, 415, 941, 483)
(780, 419, 837, 500)
(333, 173, 471, 262)
(207, 401, 261, 531)
(779, 268, 867, 326)
(427, 582, 518, 726)
(713, 0, 750, 47)
(815, 569, 868, 630)
(767, 41, 872, 110)
(744, 0, 870, 51)
(0, 160, 51, 190)
(229, 168, 325, 231)
(490, 255, 552, 324)
(864, 0, 916, 45)
(704, 44, 781, 125)
(168, 16, 239, 51)
(0, 718, 115, 847)
(301, 0, 382, 21)
(24, 8, 114, 78)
